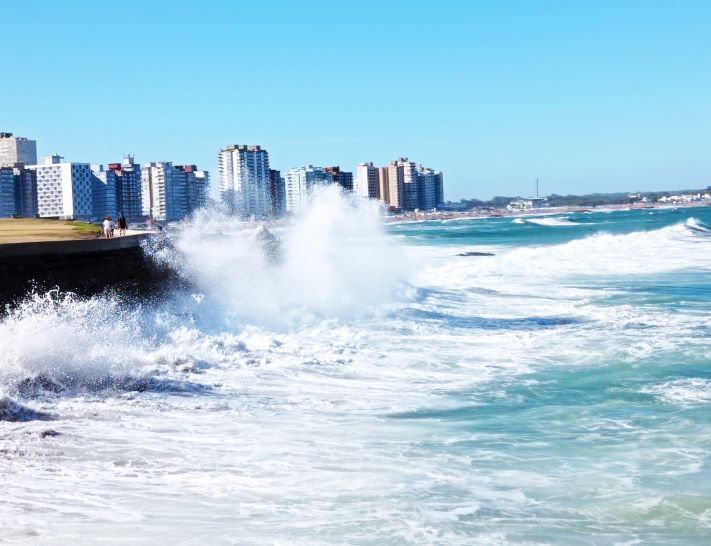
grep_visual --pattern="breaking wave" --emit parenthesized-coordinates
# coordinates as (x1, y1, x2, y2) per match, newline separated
(151, 186, 408, 327)
(417, 219, 711, 293)
(641, 378, 711, 406)
(0, 187, 408, 402)
(525, 217, 577, 227)
(0, 291, 151, 397)
(685, 217, 711, 233)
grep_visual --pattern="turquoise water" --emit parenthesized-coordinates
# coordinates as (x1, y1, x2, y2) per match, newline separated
(388, 206, 711, 544)
(1, 200, 710, 544)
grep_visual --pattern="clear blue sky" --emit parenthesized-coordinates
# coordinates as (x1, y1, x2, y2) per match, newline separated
(3, 0, 711, 200)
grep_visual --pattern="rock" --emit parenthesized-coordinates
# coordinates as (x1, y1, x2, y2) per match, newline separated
(457, 251, 495, 257)
(0, 398, 52, 422)
(40, 429, 61, 438)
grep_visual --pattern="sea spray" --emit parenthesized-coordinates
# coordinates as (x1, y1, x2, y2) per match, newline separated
(0, 291, 152, 396)
(158, 186, 409, 327)
(1, 206, 711, 542)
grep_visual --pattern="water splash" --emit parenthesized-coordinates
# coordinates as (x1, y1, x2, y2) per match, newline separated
(158, 186, 408, 327)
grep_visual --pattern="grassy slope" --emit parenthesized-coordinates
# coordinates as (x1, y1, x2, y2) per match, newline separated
(0, 218, 103, 243)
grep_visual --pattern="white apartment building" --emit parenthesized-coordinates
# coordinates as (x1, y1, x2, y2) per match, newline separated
(0, 132, 37, 167)
(284, 165, 334, 214)
(355, 162, 379, 199)
(142, 162, 208, 222)
(218, 144, 271, 218)
(31, 155, 94, 219)
(142, 162, 185, 222)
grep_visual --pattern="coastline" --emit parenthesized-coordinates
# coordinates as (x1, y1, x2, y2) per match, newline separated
(0, 232, 174, 308)
(384, 200, 711, 224)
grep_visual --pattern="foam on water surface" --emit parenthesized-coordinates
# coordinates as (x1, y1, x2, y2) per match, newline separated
(1, 196, 711, 544)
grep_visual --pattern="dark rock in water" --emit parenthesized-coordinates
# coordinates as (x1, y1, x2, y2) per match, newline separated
(250, 225, 282, 266)
(17, 375, 64, 396)
(40, 429, 61, 438)
(457, 251, 495, 257)
(0, 398, 53, 422)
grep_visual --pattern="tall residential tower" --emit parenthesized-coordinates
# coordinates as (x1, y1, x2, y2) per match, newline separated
(0, 132, 37, 167)
(218, 144, 271, 218)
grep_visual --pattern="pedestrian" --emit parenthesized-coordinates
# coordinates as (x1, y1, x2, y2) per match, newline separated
(109, 216, 115, 238)
(117, 212, 127, 236)
(102, 216, 111, 239)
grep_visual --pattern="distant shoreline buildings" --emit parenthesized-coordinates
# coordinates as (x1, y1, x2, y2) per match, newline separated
(0, 132, 208, 223)
(0, 131, 446, 221)
(355, 158, 443, 212)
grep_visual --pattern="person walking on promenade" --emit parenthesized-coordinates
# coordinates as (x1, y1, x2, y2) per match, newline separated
(109, 217, 115, 238)
(102, 216, 112, 239)
(117, 213, 127, 236)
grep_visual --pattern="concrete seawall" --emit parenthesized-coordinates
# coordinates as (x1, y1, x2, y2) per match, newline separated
(0, 234, 176, 307)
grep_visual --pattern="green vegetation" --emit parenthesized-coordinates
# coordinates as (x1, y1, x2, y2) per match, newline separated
(448, 187, 711, 210)
(63, 220, 103, 236)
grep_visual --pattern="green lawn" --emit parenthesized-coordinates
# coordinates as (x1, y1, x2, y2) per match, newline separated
(0, 218, 103, 243)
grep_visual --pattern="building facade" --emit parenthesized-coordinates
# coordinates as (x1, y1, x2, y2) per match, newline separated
(218, 144, 271, 218)
(0, 167, 15, 217)
(184, 164, 209, 213)
(32, 155, 94, 219)
(355, 162, 379, 199)
(0, 132, 37, 167)
(269, 169, 286, 217)
(90, 165, 118, 219)
(13, 167, 37, 217)
(108, 155, 143, 223)
(284, 165, 335, 214)
(357, 158, 444, 211)
(142, 162, 183, 222)
(141, 162, 208, 222)
(324, 166, 353, 192)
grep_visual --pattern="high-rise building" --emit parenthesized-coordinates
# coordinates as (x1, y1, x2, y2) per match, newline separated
(385, 158, 417, 210)
(90, 165, 118, 219)
(184, 164, 209, 213)
(284, 165, 334, 214)
(433, 170, 444, 207)
(377, 166, 390, 204)
(218, 144, 271, 218)
(141, 162, 208, 222)
(0, 167, 15, 217)
(31, 155, 94, 219)
(0, 132, 37, 167)
(141, 162, 183, 222)
(417, 168, 438, 210)
(269, 169, 286, 217)
(13, 166, 37, 218)
(357, 158, 444, 211)
(324, 166, 353, 192)
(108, 155, 143, 223)
(355, 162, 379, 199)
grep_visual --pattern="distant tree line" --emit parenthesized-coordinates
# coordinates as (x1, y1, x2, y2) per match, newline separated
(448, 187, 711, 210)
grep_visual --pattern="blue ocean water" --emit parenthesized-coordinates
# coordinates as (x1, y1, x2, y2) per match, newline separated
(388, 206, 711, 544)
(1, 198, 710, 544)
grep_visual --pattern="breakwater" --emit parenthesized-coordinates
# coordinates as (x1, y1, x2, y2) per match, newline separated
(0, 234, 174, 306)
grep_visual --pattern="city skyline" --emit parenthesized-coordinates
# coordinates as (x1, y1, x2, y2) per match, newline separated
(3, 1, 711, 200)
(1, 130, 446, 221)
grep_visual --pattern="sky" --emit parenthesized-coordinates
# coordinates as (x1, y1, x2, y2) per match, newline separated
(2, 0, 711, 200)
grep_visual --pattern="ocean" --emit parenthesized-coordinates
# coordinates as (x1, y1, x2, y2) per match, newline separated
(1, 189, 710, 545)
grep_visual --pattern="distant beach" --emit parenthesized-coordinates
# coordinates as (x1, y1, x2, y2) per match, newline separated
(385, 200, 711, 223)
